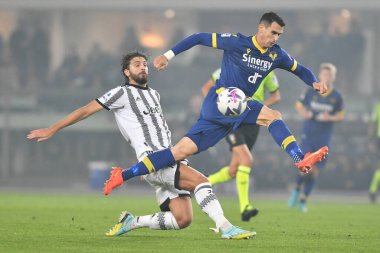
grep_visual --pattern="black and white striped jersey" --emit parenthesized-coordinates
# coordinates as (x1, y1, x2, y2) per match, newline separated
(96, 83, 172, 161)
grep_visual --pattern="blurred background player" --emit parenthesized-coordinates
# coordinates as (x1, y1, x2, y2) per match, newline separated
(288, 63, 344, 212)
(369, 102, 380, 202)
(204, 68, 281, 221)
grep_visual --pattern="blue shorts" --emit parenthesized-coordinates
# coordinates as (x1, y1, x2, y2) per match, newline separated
(185, 86, 264, 153)
(300, 132, 331, 168)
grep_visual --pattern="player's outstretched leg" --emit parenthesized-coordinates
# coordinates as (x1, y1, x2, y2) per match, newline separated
(267, 119, 328, 172)
(104, 138, 198, 195)
(106, 211, 181, 236)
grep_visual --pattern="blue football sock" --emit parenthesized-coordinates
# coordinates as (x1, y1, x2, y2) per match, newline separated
(303, 173, 315, 197)
(295, 173, 304, 189)
(268, 120, 304, 163)
(121, 148, 176, 181)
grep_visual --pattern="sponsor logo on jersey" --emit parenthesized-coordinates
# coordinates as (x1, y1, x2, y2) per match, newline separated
(143, 106, 162, 115)
(242, 54, 272, 71)
(310, 101, 333, 112)
(269, 52, 278, 61)
(248, 72, 263, 84)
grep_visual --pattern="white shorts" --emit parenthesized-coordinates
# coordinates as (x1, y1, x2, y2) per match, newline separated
(143, 161, 191, 211)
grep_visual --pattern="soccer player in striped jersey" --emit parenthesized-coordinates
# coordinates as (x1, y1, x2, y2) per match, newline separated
(204, 68, 281, 221)
(288, 63, 344, 212)
(104, 12, 329, 197)
(27, 51, 255, 239)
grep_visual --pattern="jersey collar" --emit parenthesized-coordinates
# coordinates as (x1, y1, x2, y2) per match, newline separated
(124, 82, 149, 90)
(252, 36, 268, 54)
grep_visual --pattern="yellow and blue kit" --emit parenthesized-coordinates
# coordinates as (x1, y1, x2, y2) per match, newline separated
(170, 32, 317, 152)
(297, 88, 344, 167)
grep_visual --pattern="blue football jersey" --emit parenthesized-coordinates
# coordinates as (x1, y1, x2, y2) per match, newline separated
(211, 33, 309, 97)
(298, 87, 344, 136)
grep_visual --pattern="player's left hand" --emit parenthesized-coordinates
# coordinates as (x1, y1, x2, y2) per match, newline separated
(312, 82, 328, 95)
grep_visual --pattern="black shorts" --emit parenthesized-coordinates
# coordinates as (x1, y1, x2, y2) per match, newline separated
(225, 124, 260, 151)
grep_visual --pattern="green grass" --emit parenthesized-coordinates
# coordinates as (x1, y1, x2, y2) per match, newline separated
(1, 192, 379, 253)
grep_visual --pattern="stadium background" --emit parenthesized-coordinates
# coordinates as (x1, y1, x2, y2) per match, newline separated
(0, 0, 379, 194)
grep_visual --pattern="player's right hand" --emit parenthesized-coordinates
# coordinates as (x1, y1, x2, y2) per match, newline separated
(153, 55, 169, 70)
(27, 128, 55, 142)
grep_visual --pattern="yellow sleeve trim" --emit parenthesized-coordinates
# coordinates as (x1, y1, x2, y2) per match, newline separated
(281, 135, 296, 150)
(291, 59, 298, 72)
(212, 33, 217, 48)
(142, 157, 155, 173)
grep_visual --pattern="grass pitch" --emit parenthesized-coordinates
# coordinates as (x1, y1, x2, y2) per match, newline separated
(1, 192, 379, 253)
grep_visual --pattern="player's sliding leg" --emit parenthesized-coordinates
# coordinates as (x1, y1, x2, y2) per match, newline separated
(256, 105, 328, 172)
(178, 164, 256, 239)
(369, 169, 380, 203)
(288, 173, 304, 208)
(106, 197, 192, 236)
(104, 137, 198, 195)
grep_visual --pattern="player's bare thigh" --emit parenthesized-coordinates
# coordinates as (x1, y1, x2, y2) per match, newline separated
(168, 196, 193, 229)
(177, 163, 209, 192)
(170, 137, 198, 161)
(256, 105, 282, 127)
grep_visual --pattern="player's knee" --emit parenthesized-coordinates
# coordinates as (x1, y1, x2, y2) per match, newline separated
(171, 146, 193, 161)
(240, 153, 253, 167)
(271, 110, 282, 121)
(176, 214, 193, 229)
(194, 173, 209, 185)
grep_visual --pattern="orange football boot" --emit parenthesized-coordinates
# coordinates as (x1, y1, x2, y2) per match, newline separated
(104, 167, 124, 195)
(295, 146, 329, 173)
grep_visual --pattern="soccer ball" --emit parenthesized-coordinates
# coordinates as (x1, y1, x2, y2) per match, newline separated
(217, 87, 247, 117)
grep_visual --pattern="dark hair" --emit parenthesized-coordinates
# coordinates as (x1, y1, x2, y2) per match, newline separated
(259, 12, 285, 27)
(121, 51, 148, 81)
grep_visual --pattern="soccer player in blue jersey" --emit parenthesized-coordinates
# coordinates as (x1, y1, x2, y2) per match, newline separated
(205, 69, 281, 221)
(288, 63, 344, 212)
(104, 12, 329, 203)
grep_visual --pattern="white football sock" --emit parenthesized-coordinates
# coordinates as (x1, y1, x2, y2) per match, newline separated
(133, 212, 180, 230)
(194, 182, 232, 233)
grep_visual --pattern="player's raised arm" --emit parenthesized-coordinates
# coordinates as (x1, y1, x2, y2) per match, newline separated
(27, 100, 103, 142)
(154, 33, 236, 70)
(278, 49, 328, 94)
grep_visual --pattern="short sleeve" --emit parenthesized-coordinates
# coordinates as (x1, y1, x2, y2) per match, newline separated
(96, 86, 125, 111)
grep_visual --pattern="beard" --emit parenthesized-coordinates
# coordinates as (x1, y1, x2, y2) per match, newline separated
(130, 72, 148, 85)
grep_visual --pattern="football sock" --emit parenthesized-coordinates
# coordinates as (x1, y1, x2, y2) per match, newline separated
(133, 212, 180, 230)
(296, 173, 305, 188)
(303, 173, 315, 197)
(208, 166, 232, 186)
(236, 165, 252, 213)
(122, 148, 175, 181)
(369, 169, 380, 193)
(194, 182, 232, 233)
(268, 120, 304, 163)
